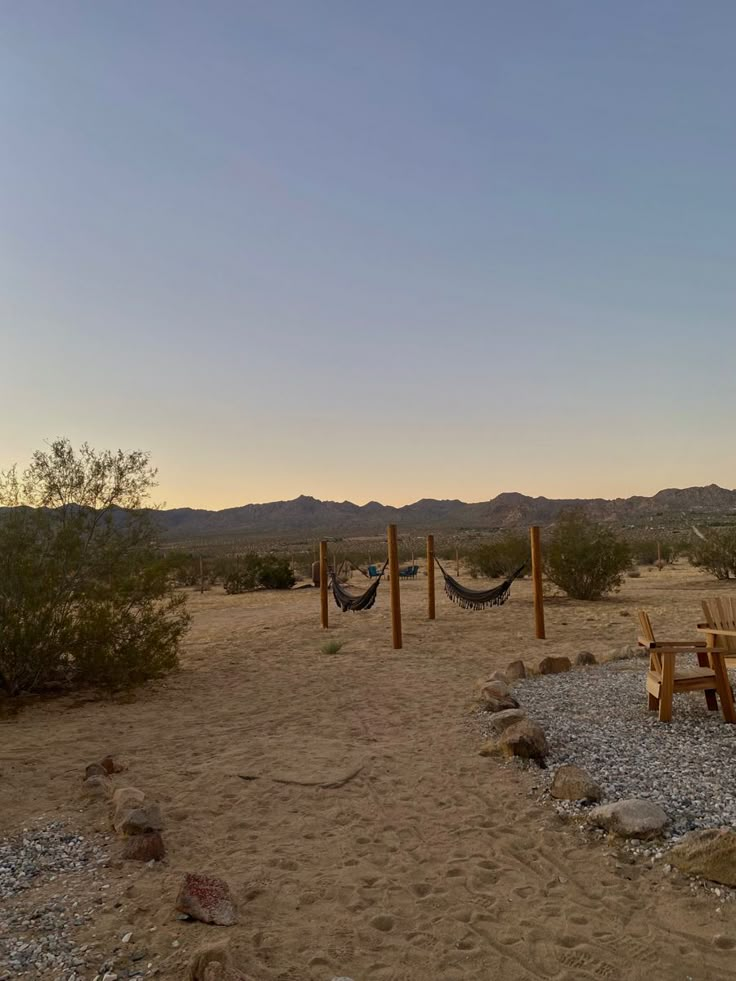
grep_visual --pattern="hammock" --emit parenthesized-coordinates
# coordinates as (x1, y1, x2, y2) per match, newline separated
(330, 560, 388, 612)
(435, 559, 526, 611)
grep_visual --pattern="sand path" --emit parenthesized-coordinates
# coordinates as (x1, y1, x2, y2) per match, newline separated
(1, 569, 735, 979)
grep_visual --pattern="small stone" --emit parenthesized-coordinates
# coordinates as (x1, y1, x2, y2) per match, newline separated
(487, 670, 508, 684)
(537, 655, 572, 675)
(101, 755, 125, 774)
(81, 775, 113, 800)
(497, 719, 548, 764)
(550, 765, 602, 802)
(175, 873, 237, 926)
(506, 659, 527, 680)
(122, 832, 166, 862)
(115, 804, 163, 836)
(111, 787, 146, 810)
(575, 651, 597, 666)
(589, 800, 668, 839)
(122, 932, 132, 943)
(476, 678, 520, 713)
(85, 763, 109, 780)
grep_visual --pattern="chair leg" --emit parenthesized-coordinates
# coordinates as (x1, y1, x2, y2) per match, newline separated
(711, 653, 736, 724)
(659, 654, 674, 723)
(648, 693, 659, 711)
(704, 688, 719, 712)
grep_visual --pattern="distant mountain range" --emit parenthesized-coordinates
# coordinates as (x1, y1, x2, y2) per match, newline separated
(155, 484, 736, 543)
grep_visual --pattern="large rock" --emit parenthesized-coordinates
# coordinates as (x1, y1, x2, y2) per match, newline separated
(497, 720, 548, 764)
(550, 764, 602, 802)
(589, 799, 668, 839)
(85, 763, 109, 780)
(115, 803, 163, 836)
(667, 829, 736, 886)
(123, 831, 166, 862)
(538, 656, 572, 675)
(506, 660, 527, 681)
(476, 678, 520, 713)
(176, 873, 238, 926)
(486, 708, 527, 734)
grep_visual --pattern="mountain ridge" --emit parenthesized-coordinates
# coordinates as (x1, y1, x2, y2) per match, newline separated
(154, 484, 736, 542)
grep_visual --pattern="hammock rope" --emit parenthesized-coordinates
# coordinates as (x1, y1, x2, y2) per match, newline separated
(434, 558, 526, 611)
(330, 559, 389, 612)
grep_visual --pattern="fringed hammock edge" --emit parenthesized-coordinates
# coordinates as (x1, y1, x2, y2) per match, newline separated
(435, 559, 526, 611)
(329, 560, 388, 612)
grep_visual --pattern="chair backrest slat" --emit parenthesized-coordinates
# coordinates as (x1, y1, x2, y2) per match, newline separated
(702, 597, 736, 653)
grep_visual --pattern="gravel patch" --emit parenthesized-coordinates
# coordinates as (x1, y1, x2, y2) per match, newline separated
(0, 822, 111, 980)
(484, 658, 736, 838)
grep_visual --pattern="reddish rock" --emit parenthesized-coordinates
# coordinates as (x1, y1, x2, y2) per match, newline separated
(176, 873, 238, 926)
(123, 831, 166, 862)
(101, 754, 126, 774)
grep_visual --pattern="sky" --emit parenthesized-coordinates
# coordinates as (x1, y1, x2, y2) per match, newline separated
(2, 1, 736, 509)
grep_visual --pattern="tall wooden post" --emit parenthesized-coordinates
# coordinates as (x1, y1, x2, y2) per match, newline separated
(199, 556, 204, 594)
(319, 540, 329, 630)
(387, 524, 403, 649)
(530, 526, 545, 640)
(455, 547, 460, 575)
(427, 534, 436, 620)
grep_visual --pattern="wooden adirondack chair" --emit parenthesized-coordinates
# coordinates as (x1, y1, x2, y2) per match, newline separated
(637, 610, 725, 723)
(700, 597, 736, 670)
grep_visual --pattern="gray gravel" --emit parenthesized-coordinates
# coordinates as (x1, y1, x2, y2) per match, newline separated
(0, 822, 111, 980)
(489, 658, 736, 838)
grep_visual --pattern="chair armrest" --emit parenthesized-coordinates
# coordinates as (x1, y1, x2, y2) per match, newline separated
(698, 627, 736, 637)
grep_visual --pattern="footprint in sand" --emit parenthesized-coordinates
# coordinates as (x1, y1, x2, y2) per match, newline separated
(556, 948, 617, 979)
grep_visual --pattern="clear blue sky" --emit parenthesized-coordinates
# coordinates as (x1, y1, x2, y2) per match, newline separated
(2, 1, 735, 508)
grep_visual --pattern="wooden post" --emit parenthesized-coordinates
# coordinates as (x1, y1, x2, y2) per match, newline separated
(455, 547, 460, 576)
(199, 556, 204, 594)
(319, 540, 328, 629)
(657, 541, 663, 571)
(530, 526, 545, 640)
(387, 524, 402, 649)
(427, 534, 436, 620)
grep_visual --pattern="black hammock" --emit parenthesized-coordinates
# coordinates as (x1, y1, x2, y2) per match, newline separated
(435, 559, 526, 611)
(330, 560, 388, 612)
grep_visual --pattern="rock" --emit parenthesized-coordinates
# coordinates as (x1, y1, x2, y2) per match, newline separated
(506, 659, 527, 680)
(589, 799, 668, 839)
(176, 873, 237, 926)
(550, 764, 602, 802)
(101, 755, 125, 774)
(122, 831, 166, 862)
(488, 670, 508, 684)
(479, 740, 499, 757)
(667, 829, 736, 886)
(486, 708, 527, 734)
(115, 803, 163, 836)
(85, 763, 108, 779)
(477, 678, 520, 713)
(81, 775, 113, 799)
(537, 655, 572, 675)
(497, 719, 548, 764)
(111, 786, 145, 809)
(575, 651, 597, 666)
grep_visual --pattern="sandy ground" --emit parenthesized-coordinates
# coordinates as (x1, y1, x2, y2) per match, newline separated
(1, 563, 736, 980)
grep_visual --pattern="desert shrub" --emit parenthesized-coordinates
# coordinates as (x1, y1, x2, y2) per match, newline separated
(469, 534, 529, 579)
(688, 528, 736, 580)
(222, 553, 295, 593)
(320, 640, 344, 656)
(0, 440, 190, 696)
(544, 510, 632, 600)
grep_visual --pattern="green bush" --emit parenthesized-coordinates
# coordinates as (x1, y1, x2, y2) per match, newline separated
(469, 534, 529, 579)
(688, 529, 736, 580)
(544, 510, 631, 600)
(0, 440, 190, 696)
(222, 553, 295, 593)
